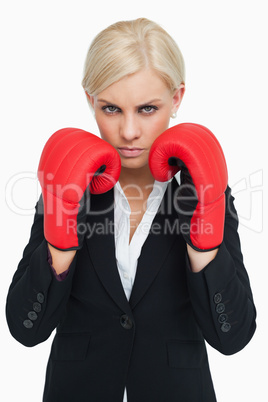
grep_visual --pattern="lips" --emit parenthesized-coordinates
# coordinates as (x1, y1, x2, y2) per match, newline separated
(117, 147, 144, 157)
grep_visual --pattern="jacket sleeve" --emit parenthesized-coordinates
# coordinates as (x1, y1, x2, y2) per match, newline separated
(5, 196, 77, 347)
(186, 186, 257, 355)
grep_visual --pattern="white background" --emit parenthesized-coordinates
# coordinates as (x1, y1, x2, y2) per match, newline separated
(1, 0, 267, 400)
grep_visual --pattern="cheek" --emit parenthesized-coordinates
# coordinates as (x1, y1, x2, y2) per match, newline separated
(95, 118, 115, 143)
(147, 115, 170, 142)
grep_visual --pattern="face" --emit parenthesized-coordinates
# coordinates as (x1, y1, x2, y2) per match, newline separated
(89, 69, 185, 172)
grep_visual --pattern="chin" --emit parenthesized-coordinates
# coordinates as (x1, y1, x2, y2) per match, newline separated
(121, 159, 148, 170)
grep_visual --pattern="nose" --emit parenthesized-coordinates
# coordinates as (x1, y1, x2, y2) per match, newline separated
(119, 114, 141, 142)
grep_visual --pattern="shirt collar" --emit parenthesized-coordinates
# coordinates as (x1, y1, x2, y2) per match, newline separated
(114, 179, 169, 215)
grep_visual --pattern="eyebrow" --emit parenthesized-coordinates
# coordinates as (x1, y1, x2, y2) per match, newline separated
(97, 98, 162, 108)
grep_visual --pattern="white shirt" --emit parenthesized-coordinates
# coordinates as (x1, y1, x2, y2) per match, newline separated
(114, 180, 169, 300)
(113, 179, 169, 402)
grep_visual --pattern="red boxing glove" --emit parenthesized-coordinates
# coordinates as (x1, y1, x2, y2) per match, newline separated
(38, 128, 121, 250)
(149, 123, 228, 251)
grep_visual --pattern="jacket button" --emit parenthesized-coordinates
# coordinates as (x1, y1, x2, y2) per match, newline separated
(214, 293, 222, 304)
(120, 314, 133, 330)
(218, 313, 228, 323)
(33, 302, 42, 313)
(216, 303, 225, 314)
(23, 319, 33, 329)
(37, 293, 45, 303)
(221, 322, 231, 333)
(28, 311, 38, 321)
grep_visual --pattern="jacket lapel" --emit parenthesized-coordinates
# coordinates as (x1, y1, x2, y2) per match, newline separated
(129, 179, 179, 310)
(85, 189, 132, 315)
(85, 179, 180, 313)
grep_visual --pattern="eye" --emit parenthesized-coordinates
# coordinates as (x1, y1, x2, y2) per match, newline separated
(102, 105, 120, 114)
(139, 105, 158, 114)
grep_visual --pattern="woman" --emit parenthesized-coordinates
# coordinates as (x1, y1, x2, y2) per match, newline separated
(6, 18, 256, 401)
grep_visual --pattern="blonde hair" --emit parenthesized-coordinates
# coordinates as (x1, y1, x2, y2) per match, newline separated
(82, 18, 185, 98)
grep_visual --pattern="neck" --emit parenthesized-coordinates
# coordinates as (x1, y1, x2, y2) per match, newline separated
(119, 165, 155, 196)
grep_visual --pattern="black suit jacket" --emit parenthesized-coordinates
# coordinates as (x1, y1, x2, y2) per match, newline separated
(6, 179, 256, 402)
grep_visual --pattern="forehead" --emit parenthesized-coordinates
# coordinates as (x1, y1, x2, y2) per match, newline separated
(96, 69, 171, 105)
